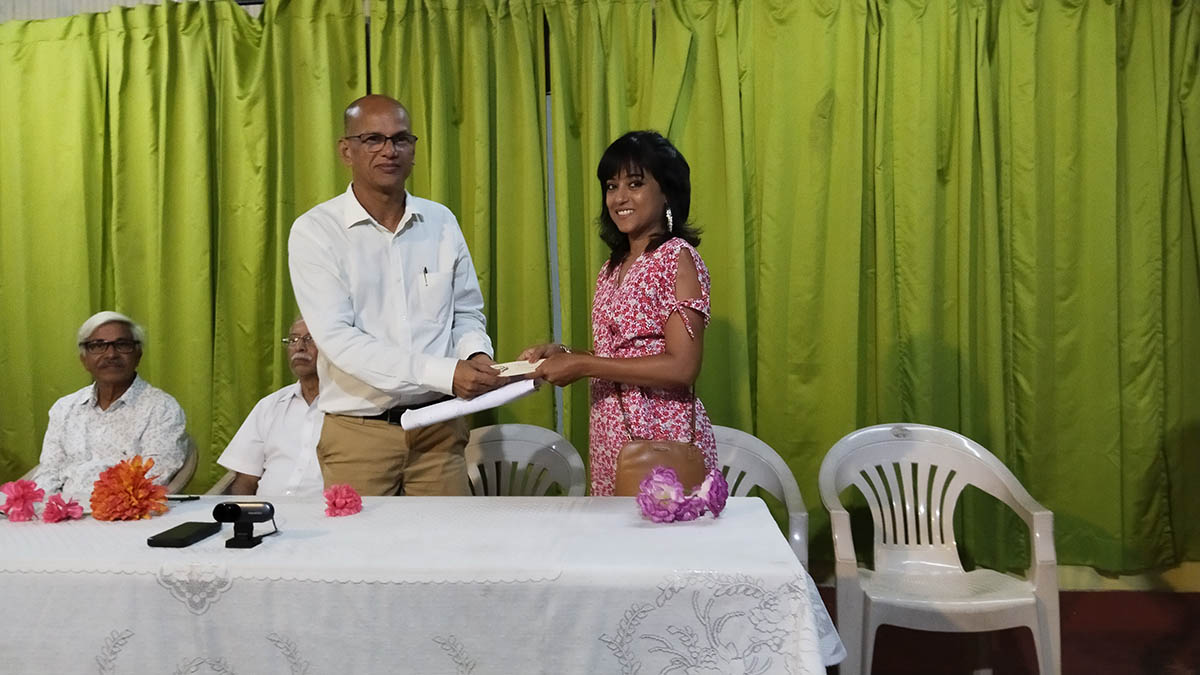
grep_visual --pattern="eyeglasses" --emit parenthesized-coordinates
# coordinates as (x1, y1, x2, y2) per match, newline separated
(281, 335, 315, 347)
(342, 132, 418, 153)
(79, 339, 140, 355)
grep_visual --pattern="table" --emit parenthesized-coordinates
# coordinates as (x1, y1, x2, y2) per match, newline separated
(0, 496, 844, 673)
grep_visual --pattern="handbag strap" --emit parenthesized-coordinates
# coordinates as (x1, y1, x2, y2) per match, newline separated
(616, 383, 696, 444)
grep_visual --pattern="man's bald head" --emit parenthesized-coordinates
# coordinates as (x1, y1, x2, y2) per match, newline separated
(344, 95, 409, 136)
(338, 95, 416, 196)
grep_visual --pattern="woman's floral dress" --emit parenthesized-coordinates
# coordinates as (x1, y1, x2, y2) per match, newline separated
(588, 237, 717, 496)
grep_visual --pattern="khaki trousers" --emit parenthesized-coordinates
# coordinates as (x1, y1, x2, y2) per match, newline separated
(316, 414, 470, 496)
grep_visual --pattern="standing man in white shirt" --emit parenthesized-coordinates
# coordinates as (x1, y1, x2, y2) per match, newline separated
(34, 311, 189, 502)
(288, 94, 507, 496)
(217, 317, 324, 496)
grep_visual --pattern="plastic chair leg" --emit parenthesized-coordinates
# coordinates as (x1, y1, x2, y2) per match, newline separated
(1032, 617, 1061, 675)
(835, 588, 865, 675)
(862, 618, 880, 675)
(838, 645, 860, 675)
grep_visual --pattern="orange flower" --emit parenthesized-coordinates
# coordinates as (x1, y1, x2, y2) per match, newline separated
(90, 456, 168, 521)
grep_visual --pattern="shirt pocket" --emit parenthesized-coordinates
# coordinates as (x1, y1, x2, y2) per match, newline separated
(417, 270, 454, 323)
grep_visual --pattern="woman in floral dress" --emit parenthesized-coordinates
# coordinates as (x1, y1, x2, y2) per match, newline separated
(521, 131, 717, 495)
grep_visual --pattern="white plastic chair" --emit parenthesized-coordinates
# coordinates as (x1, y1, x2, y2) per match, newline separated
(819, 423, 1060, 675)
(464, 424, 586, 496)
(165, 437, 198, 493)
(712, 425, 809, 568)
(206, 469, 237, 495)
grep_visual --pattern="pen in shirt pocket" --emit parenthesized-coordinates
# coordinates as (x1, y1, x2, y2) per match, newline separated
(423, 267, 428, 286)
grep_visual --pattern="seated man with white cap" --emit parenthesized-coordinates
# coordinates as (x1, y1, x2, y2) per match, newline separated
(34, 311, 188, 501)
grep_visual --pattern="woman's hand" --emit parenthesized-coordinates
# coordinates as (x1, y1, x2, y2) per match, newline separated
(533, 352, 590, 387)
(518, 343, 568, 362)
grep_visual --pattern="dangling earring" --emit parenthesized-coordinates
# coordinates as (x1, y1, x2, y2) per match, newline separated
(666, 207, 674, 233)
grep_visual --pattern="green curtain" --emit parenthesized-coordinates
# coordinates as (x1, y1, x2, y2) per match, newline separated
(991, 0, 1200, 570)
(737, 0, 1199, 571)
(0, 13, 109, 481)
(0, 0, 364, 491)
(2, 0, 1198, 574)
(738, 0, 881, 558)
(540, 0, 656, 455)
(370, 0, 555, 429)
(865, 0, 1014, 567)
(202, 0, 364, 488)
(543, 0, 1200, 572)
(1164, 0, 1200, 563)
(644, 1, 755, 432)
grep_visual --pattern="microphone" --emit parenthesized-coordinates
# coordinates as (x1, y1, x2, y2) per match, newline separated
(212, 501, 275, 524)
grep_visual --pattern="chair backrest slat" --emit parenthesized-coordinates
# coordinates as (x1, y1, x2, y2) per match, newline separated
(463, 425, 586, 497)
(819, 424, 1045, 574)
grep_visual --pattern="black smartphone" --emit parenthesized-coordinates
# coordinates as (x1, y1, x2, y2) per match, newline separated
(147, 521, 222, 548)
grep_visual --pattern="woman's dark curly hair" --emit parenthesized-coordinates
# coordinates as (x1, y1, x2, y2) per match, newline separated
(596, 130, 700, 270)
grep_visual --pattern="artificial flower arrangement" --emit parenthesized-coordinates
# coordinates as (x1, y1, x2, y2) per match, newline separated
(324, 484, 362, 517)
(636, 466, 729, 523)
(0, 479, 83, 523)
(90, 455, 168, 521)
(2, 456, 170, 523)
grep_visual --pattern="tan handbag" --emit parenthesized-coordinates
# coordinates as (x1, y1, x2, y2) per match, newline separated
(612, 387, 706, 496)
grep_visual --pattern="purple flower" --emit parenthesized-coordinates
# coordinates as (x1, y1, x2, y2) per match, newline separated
(637, 467, 685, 523)
(694, 469, 729, 518)
(636, 466, 731, 523)
(674, 495, 708, 522)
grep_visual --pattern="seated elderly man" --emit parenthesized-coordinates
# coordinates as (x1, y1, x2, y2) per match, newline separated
(34, 311, 188, 501)
(217, 317, 323, 496)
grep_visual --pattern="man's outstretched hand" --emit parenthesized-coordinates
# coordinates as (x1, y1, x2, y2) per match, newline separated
(452, 353, 508, 399)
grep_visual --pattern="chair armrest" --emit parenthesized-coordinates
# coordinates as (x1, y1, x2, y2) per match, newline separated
(1030, 510, 1056, 564)
(829, 509, 857, 564)
(205, 470, 237, 496)
(789, 509, 810, 569)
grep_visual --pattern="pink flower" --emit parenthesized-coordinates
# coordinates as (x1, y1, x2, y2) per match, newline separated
(42, 494, 84, 523)
(324, 484, 362, 517)
(1, 480, 45, 522)
(674, 495, 708, 522)
(636, 467, 686, 523)
(636, 467, 729, 523)
(694, 469, 729, 518)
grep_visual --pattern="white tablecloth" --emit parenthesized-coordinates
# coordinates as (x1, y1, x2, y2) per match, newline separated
(0, 496, 844, 674)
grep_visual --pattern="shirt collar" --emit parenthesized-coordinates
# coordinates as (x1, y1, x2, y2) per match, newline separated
(284, 381, 320, 408)
(340, 183, 425, 234)
(283, 381, 307, 402)
(82, 374, 146, 409)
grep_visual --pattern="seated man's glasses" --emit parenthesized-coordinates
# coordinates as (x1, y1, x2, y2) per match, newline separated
(79, 339, 140, 355)
(281, 335, 315, 346)
(342, 132, 418, 153)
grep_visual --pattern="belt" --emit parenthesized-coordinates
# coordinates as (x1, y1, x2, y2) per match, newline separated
(356, 395, 454, 426)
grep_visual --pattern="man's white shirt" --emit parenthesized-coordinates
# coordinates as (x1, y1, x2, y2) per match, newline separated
(217, 383, 324, 497)
(35, 375, 188, 502)
(288, 185, 493, 415)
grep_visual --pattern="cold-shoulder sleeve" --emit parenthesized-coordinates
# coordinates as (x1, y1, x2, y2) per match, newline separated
(662, 240, 711, 339)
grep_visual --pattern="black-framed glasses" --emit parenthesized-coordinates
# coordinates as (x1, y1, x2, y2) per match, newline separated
(79, 339, 140, 355)
(342, 132, 418, 153)
(281, 335, 315, 347)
